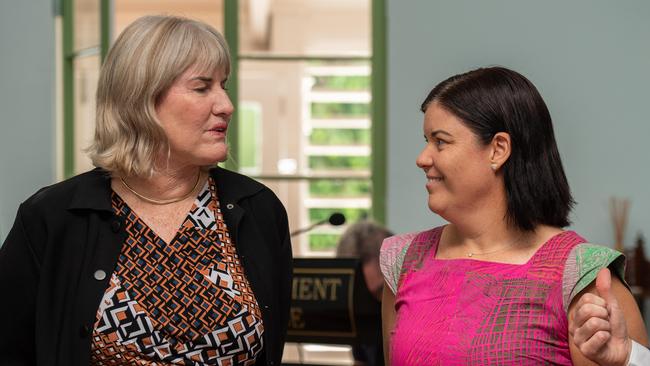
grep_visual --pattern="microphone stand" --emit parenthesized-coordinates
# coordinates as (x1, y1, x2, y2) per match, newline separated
(290, 218, 329, 237)
(290, 213, 346, 237)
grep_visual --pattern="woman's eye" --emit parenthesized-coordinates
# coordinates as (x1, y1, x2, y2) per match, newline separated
(435, 139, 446, 147)
(194, 87, 209, 93)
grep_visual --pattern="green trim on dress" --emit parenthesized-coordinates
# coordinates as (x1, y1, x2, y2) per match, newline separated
(569, 244, 627, 307)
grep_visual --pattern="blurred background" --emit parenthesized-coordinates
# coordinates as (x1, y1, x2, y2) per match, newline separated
(1, 0, 649, 364)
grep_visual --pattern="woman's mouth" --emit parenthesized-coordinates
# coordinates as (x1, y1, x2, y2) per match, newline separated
(426, 176, 443, 190)
(206, 126, 228, 137)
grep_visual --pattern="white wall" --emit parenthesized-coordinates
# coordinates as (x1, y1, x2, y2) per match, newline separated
(0, 0, 56, 241)
(386, 0, 650, 250)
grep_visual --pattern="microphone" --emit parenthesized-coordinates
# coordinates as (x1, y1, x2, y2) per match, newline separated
(328, 212, 345, 226)
(290, 212, 346, 237)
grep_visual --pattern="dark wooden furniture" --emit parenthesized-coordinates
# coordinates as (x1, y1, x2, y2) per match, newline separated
(626, 234, 650, 318)
(284, 258, 382, 365)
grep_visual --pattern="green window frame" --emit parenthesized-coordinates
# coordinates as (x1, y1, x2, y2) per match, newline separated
(223, 0, 386, 224)
(61, 0, 386, 224)
(61, 0, 111, 178)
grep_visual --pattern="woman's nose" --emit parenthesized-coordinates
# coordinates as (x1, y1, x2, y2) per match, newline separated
(213, 90, 234, 117)
(416, 147, 432, 169)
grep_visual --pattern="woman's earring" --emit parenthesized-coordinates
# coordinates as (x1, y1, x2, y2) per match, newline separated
(490, 163, 498, 171)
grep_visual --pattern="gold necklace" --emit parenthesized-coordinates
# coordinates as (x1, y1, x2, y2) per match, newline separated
(466, 235, 525, 257)
(467, 244, 515, 257)
(120, 171, 202, 205)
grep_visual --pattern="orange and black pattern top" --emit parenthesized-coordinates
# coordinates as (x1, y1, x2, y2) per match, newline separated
(91, 177, 264, 365)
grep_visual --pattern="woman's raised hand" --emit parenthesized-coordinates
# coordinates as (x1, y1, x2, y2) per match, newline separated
(570, 268, 632, 366)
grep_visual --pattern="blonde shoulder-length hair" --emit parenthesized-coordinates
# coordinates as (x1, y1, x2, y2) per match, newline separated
(87, 15, 231, 177)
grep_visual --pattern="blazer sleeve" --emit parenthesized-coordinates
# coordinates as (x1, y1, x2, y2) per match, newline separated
(0, 204, 40, 366)
(272, 190, 293, 360)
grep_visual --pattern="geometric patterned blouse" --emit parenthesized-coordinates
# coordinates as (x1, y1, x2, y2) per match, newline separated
(91, 177, 264, 365)
(380, 226, 625, 366)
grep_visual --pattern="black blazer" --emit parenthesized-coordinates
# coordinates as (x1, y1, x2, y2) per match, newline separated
(0, 167, 292, 366)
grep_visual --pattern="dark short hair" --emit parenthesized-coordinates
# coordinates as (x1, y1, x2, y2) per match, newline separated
(336, 220, 393, 263)
(420, 66, 574, 231)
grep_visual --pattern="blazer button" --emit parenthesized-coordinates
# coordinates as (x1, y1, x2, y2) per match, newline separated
(110, 220, 121, 233)
(94, 270, 107, 281)
(226, 203, 234, 210)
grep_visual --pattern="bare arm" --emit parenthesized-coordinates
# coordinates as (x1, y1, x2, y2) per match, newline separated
(382, 281, 396, 365)
(569, 268, 648, 366)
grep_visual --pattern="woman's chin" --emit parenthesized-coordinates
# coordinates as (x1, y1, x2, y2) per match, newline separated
(196, 151, 228, 166)
(427, 199, 447, 217)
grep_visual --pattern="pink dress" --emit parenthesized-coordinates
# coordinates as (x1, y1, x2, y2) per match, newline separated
(380, 226, 625, 365)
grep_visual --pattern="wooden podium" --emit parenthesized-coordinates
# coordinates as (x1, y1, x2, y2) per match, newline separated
(284, 258, 382, 364)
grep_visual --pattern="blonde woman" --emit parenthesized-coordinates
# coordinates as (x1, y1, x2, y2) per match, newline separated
(0, 16, 292, 365)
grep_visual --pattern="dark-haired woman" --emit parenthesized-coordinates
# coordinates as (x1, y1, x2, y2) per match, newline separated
(379, 67, 647, 365)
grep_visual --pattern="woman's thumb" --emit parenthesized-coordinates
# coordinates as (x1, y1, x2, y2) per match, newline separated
(595, 267, 628, 337)
(595, 267, 613, 302)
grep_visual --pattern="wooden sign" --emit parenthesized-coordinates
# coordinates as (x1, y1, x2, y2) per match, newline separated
(287, 258, 381, 345)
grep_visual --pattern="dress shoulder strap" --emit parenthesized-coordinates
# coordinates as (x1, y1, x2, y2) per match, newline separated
(379, 227, 442, 294)
(526, 230, 586, 281)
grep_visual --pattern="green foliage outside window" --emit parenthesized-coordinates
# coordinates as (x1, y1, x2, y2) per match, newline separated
(309, 128, 370, 145)
(305, 63, 374, 253)
(309, 156, 370, 170)
(311, 103, 369, 118)
(312, 75, 370, 90)
(309, 233, 341, 251)
(309, 208, 369, 224)
(238, 104, 260, 170)
(309, 179, 371, 197)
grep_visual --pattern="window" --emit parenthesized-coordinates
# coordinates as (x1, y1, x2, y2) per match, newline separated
(61, 0, 386, 257)
(230, 0, 386, 257)
(61, 0, 107, 176)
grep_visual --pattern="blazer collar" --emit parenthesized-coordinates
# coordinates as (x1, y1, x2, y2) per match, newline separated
(68, 168, 114, 212)
(209, 166, 265, 204)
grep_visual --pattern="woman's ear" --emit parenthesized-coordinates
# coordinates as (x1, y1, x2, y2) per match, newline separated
(489, 132, 511, 172)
